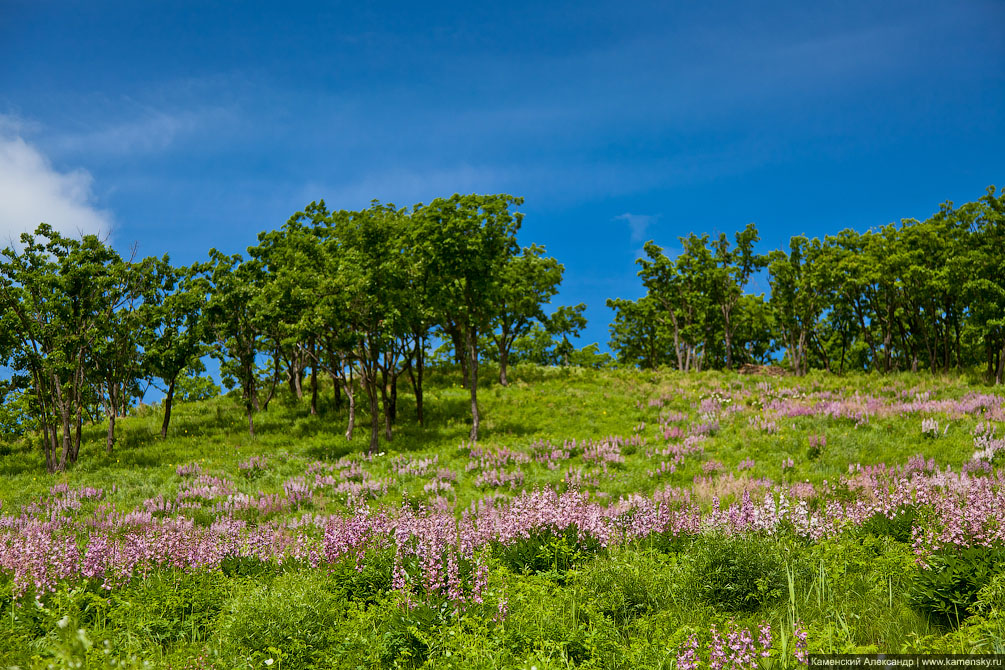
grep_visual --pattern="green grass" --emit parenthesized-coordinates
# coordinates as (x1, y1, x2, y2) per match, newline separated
(0, 364, 1003, 668)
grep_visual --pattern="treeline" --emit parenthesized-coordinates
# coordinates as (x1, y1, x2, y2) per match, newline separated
(608, 186, 1005, 381)
(0, 194, 595, 472)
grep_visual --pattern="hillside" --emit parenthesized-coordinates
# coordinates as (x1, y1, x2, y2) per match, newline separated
(1, 365, 1004, 668)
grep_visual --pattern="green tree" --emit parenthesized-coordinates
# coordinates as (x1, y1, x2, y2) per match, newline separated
(605, 295, 673, 369)
(730, 293, 776, 365)
(490, 245, 563, 385)
(710, 223, 766, 369)
(201, 250, 263, 436)
(767, 236, 826, 375)
(88, 254, 154, 452)
(0, 225, 119, 471)
(636, 234, 715, 371)
(413, 194, 523, 441)
(332, 202, 411, 451)
(547, 303, 587, 367)
(140, 259, 208, 438)
(961, 186, 1005, 383)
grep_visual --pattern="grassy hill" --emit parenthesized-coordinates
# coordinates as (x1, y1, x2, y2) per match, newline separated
(1, 365, 1003, 668)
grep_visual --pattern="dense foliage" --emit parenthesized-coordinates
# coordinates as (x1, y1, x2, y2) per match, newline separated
(609, 187, 1005, 380)
(0, 194, 595, 472)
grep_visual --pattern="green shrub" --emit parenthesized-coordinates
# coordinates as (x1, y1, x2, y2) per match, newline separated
(684, 533, 786, 612)
(501, 577, 621, 668)
(216, 570, 359, 668)
(576, 549, 679, 626)
(911, 546, 1005, 627)
(492, 528, 603, 583)
(106, 570, 231, 645)
(859, 506, 918, 543)
(377, 600, 454, 668)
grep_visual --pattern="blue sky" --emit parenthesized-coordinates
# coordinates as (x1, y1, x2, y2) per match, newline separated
(1, 0, 1003, 353)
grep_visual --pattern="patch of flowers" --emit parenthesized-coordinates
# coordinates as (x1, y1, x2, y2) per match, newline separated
(392, 454, 439, 477)
(237, 455, 268, 478)
(474, 468, 524, 490)
(530, 439, 572, 469)
(3, 463, 1005, 603)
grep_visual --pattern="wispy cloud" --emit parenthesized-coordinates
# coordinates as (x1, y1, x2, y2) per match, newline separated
(0, 118, 113, 243)
(49, 106, 233, 158)
(615, 212, 659, 242)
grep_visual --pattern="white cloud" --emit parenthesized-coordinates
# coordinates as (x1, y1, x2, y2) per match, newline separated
(0, 125, 113, 244)
(51, 108, 228, 158)
(614, 212, 658, 242)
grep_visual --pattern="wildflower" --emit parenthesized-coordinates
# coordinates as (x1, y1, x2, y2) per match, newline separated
(794, 622, 808, 665)
(675, 634, 699, 670)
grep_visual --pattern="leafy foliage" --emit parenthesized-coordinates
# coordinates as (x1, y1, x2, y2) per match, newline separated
(911, 547, 1005, 626)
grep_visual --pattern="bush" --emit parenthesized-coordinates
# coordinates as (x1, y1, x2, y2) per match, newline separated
(491, 528, 603, 583)
(216, 570, 356, 668)
(106, 570, 231, 645)
(684, 533, 786, 612)
(576, 549, 679, 626)
(911, 546, 1005, 626)
(501, 577, 621, 668)
(859, 506, 918, 544)
(377, 600, 453, 668)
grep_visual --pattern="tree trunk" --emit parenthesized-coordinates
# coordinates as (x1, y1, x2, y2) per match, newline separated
(953, 319, 962, 370)
(407, 334, 425, 426)
(670, 318, 683, 371)
(448, 325, 468, 388)
(367, 370, 380, 452)
(466, 326, 480, 441)
(105, 382, 117, 453)
(68, 367, 84, 464)
(246, 400, 255, 437)
(161, 378, 176, 438)
(72, 404, 83, 464)
(881, 314, 894, 373)
(854, 298, 878, 368)
(43, 422, 56, 473)
(344, 362, 356, 440)
(58, 403, 71, 471)
(390, 371, 398, 423)
(943, 326, 951, 373)
(249, 371, 260, 412)
(289, 363, 303, 400)
(499, 346, 509, 386)
(261, 354, 281, 411)
(812, 332, 831, 373)
(310, 361, 318, 416)
(377, 353, 393, 442)
(839, 328, 847, 374)
(992, 343, 1000, 385)
(38, 392, 55, 472)
(118, 381, 129, 418)
(380, 376, 393, 442)
(106, 410, 116, 453)
(722, 305, 733, 370)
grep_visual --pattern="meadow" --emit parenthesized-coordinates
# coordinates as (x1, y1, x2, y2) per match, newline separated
(0, 365, 1003, 669)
